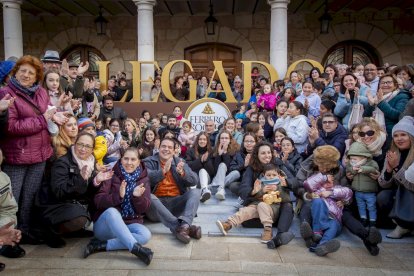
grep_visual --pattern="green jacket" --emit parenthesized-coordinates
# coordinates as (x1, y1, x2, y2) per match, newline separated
(0, 172, 18, 227)
(346, 142, 379, 192)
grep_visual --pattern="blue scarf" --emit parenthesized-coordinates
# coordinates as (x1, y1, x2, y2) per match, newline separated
(10, 76, 40, 97)
(120, 164, 142, 218)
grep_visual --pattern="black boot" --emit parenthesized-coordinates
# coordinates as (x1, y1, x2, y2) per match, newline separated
(0, 244, 25, 258)
(83, 239, 107, 258)
(44, 227, 66, 248)
(267, 232, 294, 249)
(0, 262, 5, 272)
(361, 218, 368, 227)
(131, 243, 153, 265)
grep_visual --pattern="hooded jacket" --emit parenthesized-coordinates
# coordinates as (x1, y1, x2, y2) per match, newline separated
(274, 115, 309, 153)
(346, 142, 379, 192)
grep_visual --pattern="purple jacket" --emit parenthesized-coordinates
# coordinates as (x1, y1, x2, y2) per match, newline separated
(92, 162, 151, 225)
(0, 82, 52, 165)
(304, 172, 353, 222)
(257, 93, 276, 111)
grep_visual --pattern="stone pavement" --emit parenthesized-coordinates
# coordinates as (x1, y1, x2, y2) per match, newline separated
(3, 190, 414, 275)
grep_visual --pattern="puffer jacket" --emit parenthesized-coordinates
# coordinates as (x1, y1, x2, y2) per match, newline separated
(0, 82, 53, 165)
(304, 172, 353, 222)
(257, 93, 276, 111)
(346, 142, 379, 192)
(92, 161, 151, 224)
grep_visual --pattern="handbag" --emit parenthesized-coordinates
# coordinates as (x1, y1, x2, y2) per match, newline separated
(372, 106, 386, 131)
(347, 96, 364, 130)
(389, 185, 414, 223)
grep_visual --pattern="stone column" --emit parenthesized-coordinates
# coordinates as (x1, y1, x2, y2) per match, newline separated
(267, 0, 290, 78)
(133, 0, 156, 101)
(1, 0, 23, 59)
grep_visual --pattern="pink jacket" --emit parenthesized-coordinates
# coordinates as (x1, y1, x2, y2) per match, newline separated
(0, 82, 53, 165)
(257, 93, 276, 111)
(304, 173, 353, 222)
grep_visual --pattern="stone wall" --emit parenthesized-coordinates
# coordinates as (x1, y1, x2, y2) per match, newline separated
(0, 7, 412, 79)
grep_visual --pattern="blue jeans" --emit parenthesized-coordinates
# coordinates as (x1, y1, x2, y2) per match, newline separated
(94, 208, 151, 251)
(311, 198, 342, 245)
(355, 191, 377, 221)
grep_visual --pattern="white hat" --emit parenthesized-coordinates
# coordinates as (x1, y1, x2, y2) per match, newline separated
(392, 116, 414, 138)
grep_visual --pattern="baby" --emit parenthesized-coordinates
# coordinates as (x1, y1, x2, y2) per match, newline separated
(216, 164, 291, 244)
(346, 142, 379, 227)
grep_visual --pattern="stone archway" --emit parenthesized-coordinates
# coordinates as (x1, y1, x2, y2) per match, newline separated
(168, 26, 258, 75)
(304, 23, 402, 66)
(43, 27, 127, 74)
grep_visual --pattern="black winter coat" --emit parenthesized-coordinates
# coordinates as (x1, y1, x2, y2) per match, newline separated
(185, 148, 215, 178)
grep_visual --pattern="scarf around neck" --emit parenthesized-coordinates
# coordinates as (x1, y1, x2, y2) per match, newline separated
(10, 76, 40, 97)
(365, 131, 387, 157)
(120, 164, 142, 218)
(71, 146, 95, 180)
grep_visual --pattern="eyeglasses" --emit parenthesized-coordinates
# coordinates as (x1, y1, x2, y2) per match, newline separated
(380, 81, 394, 86)
(110, 125, 119, 128)
(76, 142, 94, 150)
(358, 130, 375, 137)
(322, 120, 336, 125)
(244, 140, 255, 144)
(364, 68, 377, 72)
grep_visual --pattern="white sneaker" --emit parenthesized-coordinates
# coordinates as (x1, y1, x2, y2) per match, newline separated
(386, 225, 410, 239)
(216, 187, 226, 200)
(200, 188, 211, 203)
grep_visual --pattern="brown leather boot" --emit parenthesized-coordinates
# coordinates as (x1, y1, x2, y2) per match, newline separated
(261, 227, 273, 243)
(175, 224, 191, 244)
(189, 225, 202, 239)
(216, 220, 232, 235)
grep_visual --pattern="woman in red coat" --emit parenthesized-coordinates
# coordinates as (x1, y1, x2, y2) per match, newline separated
(0, 55, 67, 243)
(84, 147, 153, 265)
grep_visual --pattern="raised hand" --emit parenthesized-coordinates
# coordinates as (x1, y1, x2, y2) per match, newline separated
(176, 159, 185, 175)
(77, 61, 90, 76)
(52, 111, 69, 125)
(163, 157, 173, 175)
(60, 59, 69, 77)
(252, 179, 262, 195)
(344, 89, 351, 101)
(133, 183, 146, 197)
(120, 180, 127, 198)
(244, 153, 251, 167)
(0, 94, 15, 112)
(95, 170, 114, 184)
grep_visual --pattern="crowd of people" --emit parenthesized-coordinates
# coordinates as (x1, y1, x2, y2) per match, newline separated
(0, 49, 413, 271)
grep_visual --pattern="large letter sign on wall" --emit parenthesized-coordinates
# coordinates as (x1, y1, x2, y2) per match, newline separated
(97, 59, 323, 103)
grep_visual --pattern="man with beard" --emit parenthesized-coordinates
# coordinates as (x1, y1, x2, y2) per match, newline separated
(158, 115, 180, 138)
(364, 64, 379, 96)
(98, 96, 127, 121)
(143, 138, 201, 244)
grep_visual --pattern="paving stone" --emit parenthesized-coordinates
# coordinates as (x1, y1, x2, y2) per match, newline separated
(241, 261, 298, 275)
(107, 259, 242, 273)
(191, 240, 229, 261)
(228, 242, 281, 263)
(294, 264, 385, 276)
(278, 245, 364, 267)
(145, 234, 192, 260)
(128, 271, 250, 276)
(3, 269, 45, 276)
(348, 246, 408, 271)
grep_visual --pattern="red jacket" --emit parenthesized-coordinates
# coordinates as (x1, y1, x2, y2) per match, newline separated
(92, 161, 151, 224)
(0, 82, 53, 165)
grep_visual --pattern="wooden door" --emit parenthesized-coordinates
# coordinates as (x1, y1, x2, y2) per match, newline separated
(184, 43, 242, 78)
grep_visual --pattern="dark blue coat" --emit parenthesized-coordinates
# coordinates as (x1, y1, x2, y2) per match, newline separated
(305, 123, 348, 159)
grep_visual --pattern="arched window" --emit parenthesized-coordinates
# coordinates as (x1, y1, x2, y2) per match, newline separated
(61, 44, 106, 77)
(323, 40, 381, 66)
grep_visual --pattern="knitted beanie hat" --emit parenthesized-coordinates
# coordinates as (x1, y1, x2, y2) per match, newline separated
(0, 60, 15, 83)
(77, 117, 95, 131)
(392, 116, 414, 138)
(313, 145, 340, 170)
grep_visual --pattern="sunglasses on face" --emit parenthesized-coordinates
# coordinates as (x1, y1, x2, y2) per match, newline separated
(358, 130, 375, 137)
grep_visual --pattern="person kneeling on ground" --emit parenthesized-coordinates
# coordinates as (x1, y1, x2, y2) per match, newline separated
(143, 138, 202, 244)
(302, 172, 353, 256)
(84, 147, 153, 265)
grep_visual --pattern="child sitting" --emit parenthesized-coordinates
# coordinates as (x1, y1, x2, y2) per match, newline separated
(216, 164, 292, 244)
(346, 142, 379, 227)
(178, 121, 196, 157)
(257, 84, 277, 112)
(303, 172, 353, 256)
(234, 105, 247, 120)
